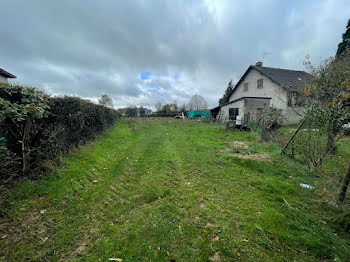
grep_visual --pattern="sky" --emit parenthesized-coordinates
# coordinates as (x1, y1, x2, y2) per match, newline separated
(0, 0, 349, 109)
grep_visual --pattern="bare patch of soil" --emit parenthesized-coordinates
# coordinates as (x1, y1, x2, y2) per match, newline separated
(232, 152, 271, 161)
(231, 141, 250, 149)
(210, 252, 221, 262)
(218, 140, 272, 161)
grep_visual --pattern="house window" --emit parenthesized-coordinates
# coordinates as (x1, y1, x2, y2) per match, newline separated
(244, 83, 248, 92)
(257, 79, 263, 88)
(229, 108, 239, 120)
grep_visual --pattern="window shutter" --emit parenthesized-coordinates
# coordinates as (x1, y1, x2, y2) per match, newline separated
(244, 83, 248, 91)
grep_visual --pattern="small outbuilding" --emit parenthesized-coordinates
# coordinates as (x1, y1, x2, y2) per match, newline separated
(210, 106, 221, 119)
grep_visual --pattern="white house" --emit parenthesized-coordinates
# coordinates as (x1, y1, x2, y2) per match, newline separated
(0, 68, 16, 83)
(217, 62, 311, 125)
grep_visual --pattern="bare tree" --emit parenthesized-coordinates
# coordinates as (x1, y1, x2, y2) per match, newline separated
(188, 95, 208, 111)
(155, 102, 162, 112)
(98, 94, 114, 108)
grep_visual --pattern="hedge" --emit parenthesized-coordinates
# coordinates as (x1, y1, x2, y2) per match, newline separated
(0, 83, 119, 180)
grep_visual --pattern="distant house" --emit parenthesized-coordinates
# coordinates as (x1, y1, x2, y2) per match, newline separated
(0, 68, 16, 83)
(216, 61, 311, 124)
(137, 107, 152, 117)
(117, 107, 152, 117)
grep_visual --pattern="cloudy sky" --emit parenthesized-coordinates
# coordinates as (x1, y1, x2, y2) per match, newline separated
(0, 0, 349, 108)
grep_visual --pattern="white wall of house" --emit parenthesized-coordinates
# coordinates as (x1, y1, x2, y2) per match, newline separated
(219, 68, 304, 124)
(228, 68, 286, 107)
(242, 98, 271, 121)
(0, 75, 8, 83)
(220, 99, 244, 121)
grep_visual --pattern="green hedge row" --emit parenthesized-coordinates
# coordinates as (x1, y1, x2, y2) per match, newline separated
(0, 83, 119, 180)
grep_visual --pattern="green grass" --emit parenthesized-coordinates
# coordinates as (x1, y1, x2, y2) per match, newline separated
(1, 118, 350, 261)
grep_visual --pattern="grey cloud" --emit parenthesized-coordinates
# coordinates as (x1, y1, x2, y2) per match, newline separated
(0, 0, 349, 108)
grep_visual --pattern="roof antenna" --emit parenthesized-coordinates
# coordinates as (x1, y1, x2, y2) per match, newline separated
(262, 51, 272, 64)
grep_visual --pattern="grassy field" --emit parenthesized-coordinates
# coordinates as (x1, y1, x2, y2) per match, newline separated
(1, 118, 350, 261)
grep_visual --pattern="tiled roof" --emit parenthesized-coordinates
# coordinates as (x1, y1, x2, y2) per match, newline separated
(0, 68, 16, 79)
(228, 64, 312, 99)
(253, 65, 311, 92)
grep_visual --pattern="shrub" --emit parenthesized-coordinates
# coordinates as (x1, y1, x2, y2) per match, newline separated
(256, 107, 283, 142)
(0, 83, 119, 181)
(0, 83, 50, 177)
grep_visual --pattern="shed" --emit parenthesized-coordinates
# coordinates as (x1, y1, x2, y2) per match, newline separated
(210, 106, 221, 119)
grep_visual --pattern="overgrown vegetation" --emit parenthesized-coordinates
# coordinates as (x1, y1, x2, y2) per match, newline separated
(0, 83, 119, 181)
(1, 119, 349, 261)
(280, 50, 350, 202)
(250, 107, 283, 142)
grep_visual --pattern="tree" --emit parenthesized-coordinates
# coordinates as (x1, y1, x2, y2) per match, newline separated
(188, 95, 208, 111)
(339, 164, 350, 203)
(257, 107, 283, 142)
(155, 102, 162, 112)
(162, 103, 178, 114)
(125, 106, 137, 117)
(219, 79, 234, 106)
(336, 19, 350, 59)
(303, 53, 350, 153)
(98, 94, 114, 108)
(282, 53, 350, 169)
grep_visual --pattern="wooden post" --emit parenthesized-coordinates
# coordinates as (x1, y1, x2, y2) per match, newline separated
(339, 163, 350, 203)
(281, 119, 305, 154)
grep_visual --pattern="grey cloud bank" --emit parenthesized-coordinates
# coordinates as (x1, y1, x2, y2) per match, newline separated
(0, 0, 349, 108)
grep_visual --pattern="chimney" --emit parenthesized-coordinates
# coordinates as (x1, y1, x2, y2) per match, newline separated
(255, 61, 263, 67)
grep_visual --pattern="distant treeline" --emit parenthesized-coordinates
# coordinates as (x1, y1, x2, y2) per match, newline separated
(0, 83, 120, 181)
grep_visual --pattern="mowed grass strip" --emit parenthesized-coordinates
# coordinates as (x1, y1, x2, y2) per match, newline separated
(1, 119, 349, 261)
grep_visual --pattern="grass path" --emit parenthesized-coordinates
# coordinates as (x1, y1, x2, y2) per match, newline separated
(1, 119, 349, 261)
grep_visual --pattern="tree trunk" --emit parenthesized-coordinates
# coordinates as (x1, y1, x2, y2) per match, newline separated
(339, 163, 350, 203)
(326, 132, 336, 153)
(22, 115, 33, 175)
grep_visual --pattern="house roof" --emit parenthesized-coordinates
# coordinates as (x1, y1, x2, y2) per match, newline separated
(210, 105, 221, 112)
(254, 65, 311, 92)
(0, 68, 16, 79)
(229, 63, 311, 98)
